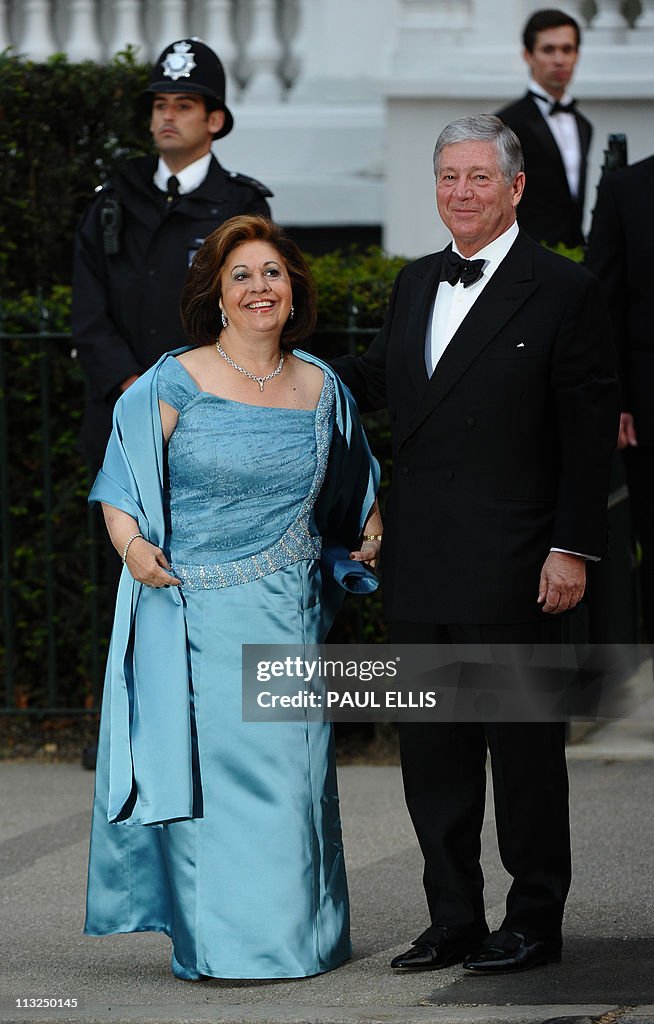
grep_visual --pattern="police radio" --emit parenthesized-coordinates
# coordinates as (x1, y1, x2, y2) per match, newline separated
(101, 197, 122, 255)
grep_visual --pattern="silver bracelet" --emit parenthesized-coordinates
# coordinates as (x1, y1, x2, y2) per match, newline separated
(122, 532, 144, 564)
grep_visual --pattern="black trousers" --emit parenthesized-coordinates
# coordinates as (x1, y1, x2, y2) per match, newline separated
(623, 445, 654, 644)
(392, 619, 571, 945)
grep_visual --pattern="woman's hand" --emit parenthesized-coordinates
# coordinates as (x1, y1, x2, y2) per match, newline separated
(349, 538, 381, 570)
(125, 538, 181, 588)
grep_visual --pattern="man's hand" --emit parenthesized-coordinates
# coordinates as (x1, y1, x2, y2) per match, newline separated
(537, 551, 586, 614)
(617, 411, 637, 449)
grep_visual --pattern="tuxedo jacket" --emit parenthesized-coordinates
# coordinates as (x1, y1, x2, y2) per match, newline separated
(332, 231, 619, 625)
(496, 93, 592, 248)
(584, 156, 654, 444)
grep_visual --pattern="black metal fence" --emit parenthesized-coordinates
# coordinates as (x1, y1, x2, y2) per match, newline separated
(0, 331, 104, 714)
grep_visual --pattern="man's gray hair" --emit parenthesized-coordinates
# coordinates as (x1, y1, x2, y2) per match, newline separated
(433, 115, 524, 182)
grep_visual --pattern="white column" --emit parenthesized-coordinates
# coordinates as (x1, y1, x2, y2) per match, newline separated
(244, 0, 283, 101)
(18, 0, 58, 60)
(0, 0, 8, 52)
(203, 0, 238, 77)
(65, 0, 103, 61)
(109, 0, 148, 59)
(278, 0, 301, 91)
(152, 0, 188, 55)
(285, 0, 321, 97)
(588, 0, 629, 42)
(631, 0, 654, 41)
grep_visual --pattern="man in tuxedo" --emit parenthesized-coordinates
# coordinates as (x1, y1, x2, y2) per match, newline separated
(332, 115, 618, 974)
(585, 155, 654, 649)
(496, 8, 592, 248)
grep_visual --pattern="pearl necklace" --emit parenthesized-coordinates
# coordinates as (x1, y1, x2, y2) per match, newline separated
(215, 340, 284, 392)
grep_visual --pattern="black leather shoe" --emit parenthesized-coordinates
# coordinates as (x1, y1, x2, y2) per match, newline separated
(462, 929, 561, 974)
(391, 928, 479, 971)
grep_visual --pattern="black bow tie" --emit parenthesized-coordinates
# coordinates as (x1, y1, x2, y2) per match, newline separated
(440, 249, 486, 289)
(549, 97, 576, 115)
(529, 90, 576, 115)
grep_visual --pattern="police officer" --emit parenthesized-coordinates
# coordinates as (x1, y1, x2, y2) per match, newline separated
(73, 38, 272, 465)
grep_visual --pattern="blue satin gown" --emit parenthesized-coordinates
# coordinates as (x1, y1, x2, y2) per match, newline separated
(85, 356, 351, 980)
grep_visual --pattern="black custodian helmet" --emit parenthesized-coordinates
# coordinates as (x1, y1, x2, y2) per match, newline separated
(146, 38, 234, 139)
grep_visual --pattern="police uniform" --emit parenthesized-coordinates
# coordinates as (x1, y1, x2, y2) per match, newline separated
(72, 38, 272, 461)
(73, 155, 271, 460)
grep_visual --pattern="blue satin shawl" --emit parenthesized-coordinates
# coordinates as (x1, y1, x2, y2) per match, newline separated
(89, 348, 379, 826)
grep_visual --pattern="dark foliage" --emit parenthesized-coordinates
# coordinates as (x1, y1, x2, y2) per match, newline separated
(0, 49, 151, 296)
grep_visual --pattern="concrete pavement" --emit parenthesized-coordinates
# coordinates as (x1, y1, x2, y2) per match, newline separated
(1, 673, 653, 1024)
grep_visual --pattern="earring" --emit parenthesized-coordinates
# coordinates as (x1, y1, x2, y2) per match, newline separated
(221, 309, 228, 329)
(289, 305, 295, 321)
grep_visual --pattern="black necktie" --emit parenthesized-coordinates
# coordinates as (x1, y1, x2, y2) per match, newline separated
(166, 175, 180, 203)
(440, 248, 485, 289)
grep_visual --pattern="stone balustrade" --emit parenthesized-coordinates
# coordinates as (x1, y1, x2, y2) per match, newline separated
(3, 1, 653, 103)
(1, 0, 302, 100)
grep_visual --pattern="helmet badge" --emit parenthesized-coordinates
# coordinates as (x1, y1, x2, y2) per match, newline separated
(161, 41, 197, 81)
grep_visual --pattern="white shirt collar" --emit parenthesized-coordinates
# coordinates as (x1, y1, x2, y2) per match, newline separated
(529, 78, 574, 108)
(451, 220, 519, 270)
(153, 152, 212, 195)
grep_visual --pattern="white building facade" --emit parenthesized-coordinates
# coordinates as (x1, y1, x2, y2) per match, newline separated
(4, 0, 654, 256)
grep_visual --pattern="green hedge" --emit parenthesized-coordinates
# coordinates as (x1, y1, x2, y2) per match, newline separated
(0, 50, 151, 297)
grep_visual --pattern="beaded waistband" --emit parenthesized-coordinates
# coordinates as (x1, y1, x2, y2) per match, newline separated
(173, 531, 322, 591)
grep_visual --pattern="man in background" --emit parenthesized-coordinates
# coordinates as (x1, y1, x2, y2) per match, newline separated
(585, 153, 654, 653)
(496, 8, 592, 248)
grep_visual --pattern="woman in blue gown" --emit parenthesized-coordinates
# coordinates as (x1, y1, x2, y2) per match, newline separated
(84, 215, 381, 980)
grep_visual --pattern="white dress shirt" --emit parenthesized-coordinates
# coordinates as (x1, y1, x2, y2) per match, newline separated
(425, 221, 519, 376)
(153, 152, 212, 195)
(529, 80, 581, 199)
